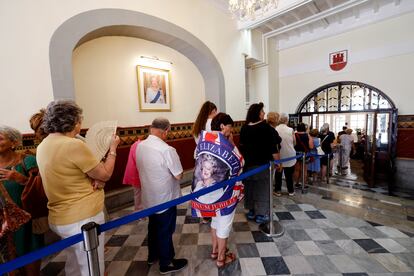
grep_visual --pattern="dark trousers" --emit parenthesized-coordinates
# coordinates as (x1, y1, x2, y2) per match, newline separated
(148, 206, 177, 267)
(275, 165, 295, 194)
(243, 167, 270, 216)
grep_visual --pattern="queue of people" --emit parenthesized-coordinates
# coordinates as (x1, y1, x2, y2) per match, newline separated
(2, 99, 342, 275)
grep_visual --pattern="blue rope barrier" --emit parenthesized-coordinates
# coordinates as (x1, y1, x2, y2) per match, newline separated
(274, 154, 303, 164)
(100, 163, 269, 233)
(0, 154, 304, 274)
(0, 233, 83, 274)
(306, 152, 329, 158)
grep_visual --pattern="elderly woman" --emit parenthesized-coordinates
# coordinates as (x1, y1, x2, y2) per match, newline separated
(275, 113, 297, 196)
(36, 100, 120, 276)
(240, 103, 281, 224)
(339, 128, 355, 170)
(146, 76, 165, 104)
(0, 125, 44, 275)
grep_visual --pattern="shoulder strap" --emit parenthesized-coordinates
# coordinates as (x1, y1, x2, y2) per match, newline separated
(321, 135, 329, 145)
(295, 133, 309, 152)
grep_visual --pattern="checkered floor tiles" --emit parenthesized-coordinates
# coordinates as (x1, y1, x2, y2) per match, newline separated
(41, 194, 414, 276)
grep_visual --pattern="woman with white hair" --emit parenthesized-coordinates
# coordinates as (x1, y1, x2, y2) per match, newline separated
(0, 125, 44, 275)
(319, 123, 336, 180)
(146, 76, 166, 104)
(274, 113, 297, 196)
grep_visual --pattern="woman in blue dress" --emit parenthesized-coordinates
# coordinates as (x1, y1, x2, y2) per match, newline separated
(308, 129, 321, 184)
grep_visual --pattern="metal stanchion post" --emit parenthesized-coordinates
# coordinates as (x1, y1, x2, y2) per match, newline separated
(82, 222, 101, 276)
(260, 161, 284, 238)
(301, 152, 306, 194)
(327, 153, 330, 184)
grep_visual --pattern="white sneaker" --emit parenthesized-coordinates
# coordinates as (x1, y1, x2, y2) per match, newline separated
(288, 192, 295, 196)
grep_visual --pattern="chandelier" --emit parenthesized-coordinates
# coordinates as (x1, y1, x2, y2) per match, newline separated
(228, 0, 279, 21)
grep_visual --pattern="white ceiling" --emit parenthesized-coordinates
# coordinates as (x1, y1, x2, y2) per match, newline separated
(209, 0, 414, 50)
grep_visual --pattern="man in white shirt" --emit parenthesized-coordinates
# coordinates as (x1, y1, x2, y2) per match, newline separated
(136, 117, 188, 274)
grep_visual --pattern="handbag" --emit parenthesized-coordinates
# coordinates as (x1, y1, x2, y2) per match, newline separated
(0, 181, 31, 238)
(316, 136, 329, 156)
(20, 157, 49, 234)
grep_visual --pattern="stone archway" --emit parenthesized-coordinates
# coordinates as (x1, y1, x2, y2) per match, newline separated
(49, 8, 226, 111)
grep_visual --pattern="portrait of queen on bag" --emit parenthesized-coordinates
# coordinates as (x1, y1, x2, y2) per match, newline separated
(191, 131, 244, 217)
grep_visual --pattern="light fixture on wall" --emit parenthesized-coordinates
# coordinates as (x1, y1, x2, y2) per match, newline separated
(228, 0, 278, 21)
(137, 55, 173, 70)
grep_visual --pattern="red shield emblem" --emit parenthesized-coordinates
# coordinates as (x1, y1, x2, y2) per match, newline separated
(329, 50, 347, 71)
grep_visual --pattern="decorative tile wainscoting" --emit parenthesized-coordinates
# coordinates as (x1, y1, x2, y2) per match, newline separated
(397, 115, 414, 159)
(17, 121, 243, 193)
(396, 115, 414, 191)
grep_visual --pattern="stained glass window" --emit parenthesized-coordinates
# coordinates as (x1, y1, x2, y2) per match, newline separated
(371, 91, 379, 109)
(351, 86, 364, 111)
(379, 94, 391, 109)
(364, 88, 371, 110)
(297, 82, 394, 114)
(340, 85, 351, 111)
(328, 87, 338, 111)
(316, 90, 326, 112)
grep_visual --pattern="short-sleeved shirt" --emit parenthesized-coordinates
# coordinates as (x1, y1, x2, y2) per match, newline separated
(319, 131, 335, 154)
(122, 140, 141, 188)
(36, 135, 102, 225)
(136, 135, 183, 213)
(240, 121, 280, 167)
(276, 124, 297, 167)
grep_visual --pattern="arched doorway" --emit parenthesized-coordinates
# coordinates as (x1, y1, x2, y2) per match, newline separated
(49, 9, 226, 111)
(292, 81, 398, 189)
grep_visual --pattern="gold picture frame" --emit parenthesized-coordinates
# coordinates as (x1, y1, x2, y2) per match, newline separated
(137, 65, 171, 111)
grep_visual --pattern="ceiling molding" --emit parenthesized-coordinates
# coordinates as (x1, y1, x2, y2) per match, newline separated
(263, 0, 369, 38)
(278, 0, 414, 50)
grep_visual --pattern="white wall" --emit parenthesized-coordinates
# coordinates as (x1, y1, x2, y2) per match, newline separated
(0, 0, 246, 132)
(73, 36, 204, 128)
(248, 38, 279, 113)
(250, 66, 269, 112)
(278, 12, 414, 115)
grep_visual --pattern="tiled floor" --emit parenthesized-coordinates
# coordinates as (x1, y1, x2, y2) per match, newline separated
(41, 187, 414, 276)
(324, 158, 413, 200)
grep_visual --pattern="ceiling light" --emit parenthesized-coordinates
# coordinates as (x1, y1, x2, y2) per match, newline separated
(228, 0, 279, 21)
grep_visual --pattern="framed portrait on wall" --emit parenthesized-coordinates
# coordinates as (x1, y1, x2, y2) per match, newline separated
(137, 66, 171, 111)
